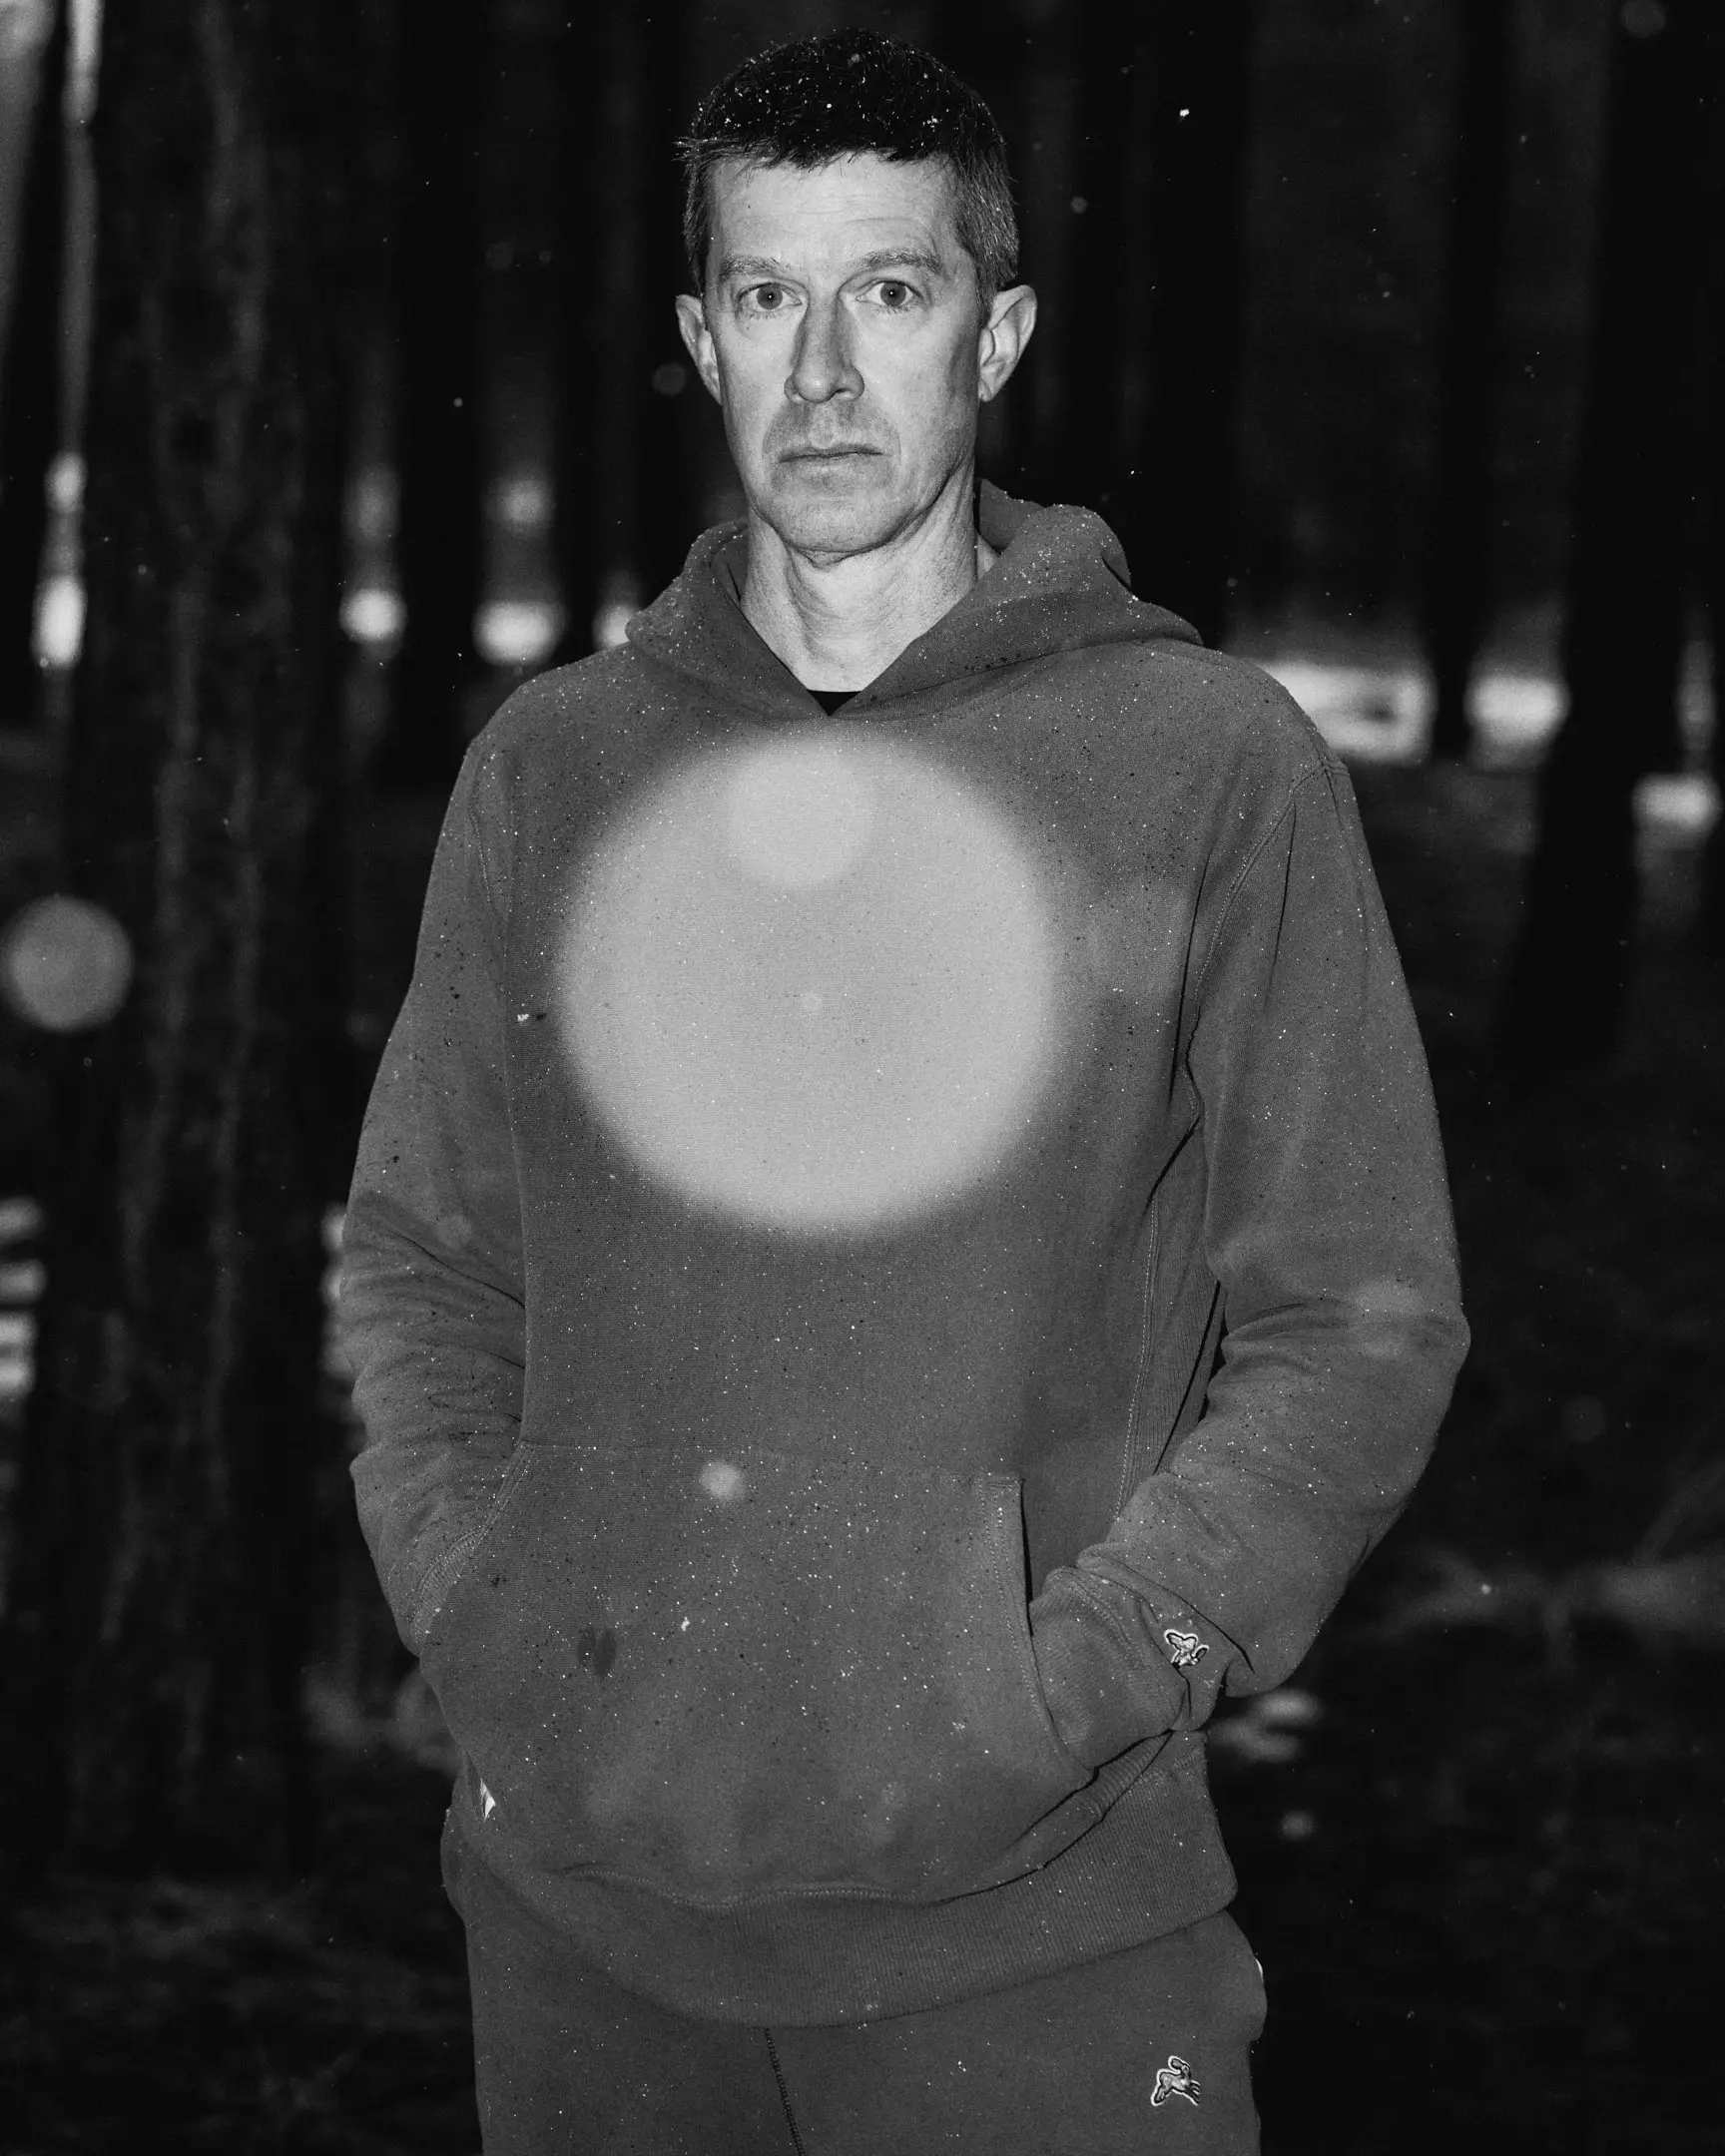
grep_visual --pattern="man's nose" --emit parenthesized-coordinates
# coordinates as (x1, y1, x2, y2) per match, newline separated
(786, 297, 862, 403)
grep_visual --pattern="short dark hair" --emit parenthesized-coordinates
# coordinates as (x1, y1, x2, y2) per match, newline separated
(679, 31, 1018, 299)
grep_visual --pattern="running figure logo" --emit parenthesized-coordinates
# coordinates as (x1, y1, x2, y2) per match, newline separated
(1150, 2055, 1201, 2108)
(1163, 1627, 1208, 1670)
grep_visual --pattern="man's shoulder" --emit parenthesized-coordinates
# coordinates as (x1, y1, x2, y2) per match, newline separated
(467, 644, 653, 777)
(1039, 636, 1340, 809)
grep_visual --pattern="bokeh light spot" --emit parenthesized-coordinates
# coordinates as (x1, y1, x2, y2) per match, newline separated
(557, 732, 1077, 1235)
(700, 1460, 746, 1502)
(723, 738, 876, 889)
(0, 895, 134, 1031)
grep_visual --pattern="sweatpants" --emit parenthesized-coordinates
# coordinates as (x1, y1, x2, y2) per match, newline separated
(444, 1820, 1266, 2154)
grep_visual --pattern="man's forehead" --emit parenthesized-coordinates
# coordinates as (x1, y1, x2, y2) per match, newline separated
(708, 153, 963, 274)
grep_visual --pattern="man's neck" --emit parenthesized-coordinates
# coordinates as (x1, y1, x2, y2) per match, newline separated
(740, 476, 995, 693)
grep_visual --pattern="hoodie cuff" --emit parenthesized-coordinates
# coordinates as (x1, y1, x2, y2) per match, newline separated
(1028, 1569, 1183, 1769)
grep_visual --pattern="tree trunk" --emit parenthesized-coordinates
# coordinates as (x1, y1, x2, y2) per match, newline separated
(1699, 19, 1725, 965)
(0, 0, 353, 1873)
(636, 0, 695, 602)
(1065, 1, 1256, 641)
(992, 0, 1078, 507)
(367, 0, 488, 793)
(560, 0, 693, 643)
(1061, 0, 1148, 535)
(1499, 1, 1718, 1072)
(1421, 0, 1512, 765)
(549, 3, 605, 662)
(0, 0, 66, 735)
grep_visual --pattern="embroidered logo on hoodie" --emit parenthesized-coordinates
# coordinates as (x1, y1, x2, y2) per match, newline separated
(1163, 1627, 1208, 1670)
(1150, 2055, 1201, 2107)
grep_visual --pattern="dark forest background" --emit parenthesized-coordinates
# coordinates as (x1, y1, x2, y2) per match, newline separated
(0, 0, 1722, 2148)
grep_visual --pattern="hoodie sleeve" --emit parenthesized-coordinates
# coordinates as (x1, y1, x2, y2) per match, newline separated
(1029, 757, 1469, 1767)
(336, 751, 528, 1655)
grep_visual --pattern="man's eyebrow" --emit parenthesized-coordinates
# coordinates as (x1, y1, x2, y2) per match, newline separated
(715, 248, 949, 282)
(853, 248, 945, 276)
(716, 254, 795, 281)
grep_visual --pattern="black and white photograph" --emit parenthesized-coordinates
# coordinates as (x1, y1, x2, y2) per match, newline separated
(0, 2, 1720, 2148)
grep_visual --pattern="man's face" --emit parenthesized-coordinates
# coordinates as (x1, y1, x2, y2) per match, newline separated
(676, 154, 1031, 562)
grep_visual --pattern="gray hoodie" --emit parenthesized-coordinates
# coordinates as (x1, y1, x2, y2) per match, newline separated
(337, 483, 1467, 2024)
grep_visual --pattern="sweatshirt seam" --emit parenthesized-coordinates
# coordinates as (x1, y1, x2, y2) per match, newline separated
(988, 1487, 1092, 1782)
(1191, 770, 1325, 1005)
(464, 770, 507, 949)
(461, 749, 536, 1410)
(1116, 1204, 1162, 1515)
(410, 1443, 536, 1643)
(761, 2029, 809, 2155)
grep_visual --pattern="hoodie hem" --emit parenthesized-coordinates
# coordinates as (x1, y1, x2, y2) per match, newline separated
(446, 1741, 1237, 2026)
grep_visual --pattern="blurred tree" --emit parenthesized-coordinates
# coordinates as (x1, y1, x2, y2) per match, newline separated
(1421, 0, 1512, 764)
(1063, 0, 1257, 643)
(1501, 0, 1721, 1070)
(367, 0, 488, 793)
(1702, 20, 1725, 965)
(549, 2, 601, 662)
(552, 0, 693, 657)
(0, 0, 355, 1870)
(973, 0, 1074, 503)
(637, 0, 696, 602)
(0, 0, 64, 734)
(1059, 0, 1147, 522)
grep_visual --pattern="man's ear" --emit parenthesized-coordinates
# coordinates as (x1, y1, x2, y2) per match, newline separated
(675, 293, 723, 404)
(977, 282, 1037, 404)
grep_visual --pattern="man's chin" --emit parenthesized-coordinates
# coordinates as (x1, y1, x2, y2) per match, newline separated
(758, 475, 906, 562)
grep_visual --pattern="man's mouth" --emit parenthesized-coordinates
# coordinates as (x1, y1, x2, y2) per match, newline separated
(780, 445, 881, 462)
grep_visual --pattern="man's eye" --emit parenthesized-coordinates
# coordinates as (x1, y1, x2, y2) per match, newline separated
(744, 284, 788, 312)
(873, 281, 916, 310)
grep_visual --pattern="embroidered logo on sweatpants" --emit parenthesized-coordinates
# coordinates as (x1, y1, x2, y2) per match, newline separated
(1163, 1627, 1208, 1670)
(1150, 2055, 1201, 2107)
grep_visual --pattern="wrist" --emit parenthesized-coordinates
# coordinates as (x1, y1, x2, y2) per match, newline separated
(1029, 1577, 1176, 1769)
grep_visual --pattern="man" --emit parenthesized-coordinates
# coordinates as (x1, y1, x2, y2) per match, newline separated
(339, 31, 1467, 2154)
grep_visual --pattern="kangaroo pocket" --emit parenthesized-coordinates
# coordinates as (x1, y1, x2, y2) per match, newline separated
(418, 1442, 1094, 1900)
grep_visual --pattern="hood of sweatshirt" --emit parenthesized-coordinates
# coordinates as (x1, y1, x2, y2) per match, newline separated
(623, 480, 1203, 722)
